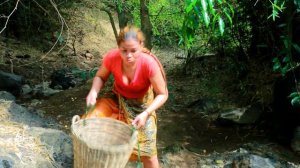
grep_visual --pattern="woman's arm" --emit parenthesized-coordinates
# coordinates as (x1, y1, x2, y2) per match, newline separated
(132, 70, 168, 128)
(86, 65, 110, 106)
(144, 72, 168, 114)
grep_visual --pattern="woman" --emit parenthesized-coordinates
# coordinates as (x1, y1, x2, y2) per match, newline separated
(83, 25, 168, 168)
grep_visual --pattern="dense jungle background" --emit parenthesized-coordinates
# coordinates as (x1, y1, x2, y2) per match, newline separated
(0, 0, 300, 167)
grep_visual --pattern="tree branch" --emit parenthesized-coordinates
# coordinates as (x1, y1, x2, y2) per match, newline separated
(32, 0, 50, 15)
(0, 0, 21, 34)
(100, 7, 118, 42)
(0, 0, 10, 6)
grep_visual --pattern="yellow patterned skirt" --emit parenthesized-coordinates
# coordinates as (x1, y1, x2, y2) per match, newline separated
(82, 88, 157, 158)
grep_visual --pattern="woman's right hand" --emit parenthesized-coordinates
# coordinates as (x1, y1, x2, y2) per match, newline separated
(86, 90, 98, 106)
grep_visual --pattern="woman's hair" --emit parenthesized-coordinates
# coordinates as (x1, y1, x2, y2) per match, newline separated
(117, 25, 145, 46)
(117, 25, 167, 85)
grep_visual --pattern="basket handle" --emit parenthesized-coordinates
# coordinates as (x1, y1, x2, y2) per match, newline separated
(72, 115, 81, 125)
(130, 129, 138, 144)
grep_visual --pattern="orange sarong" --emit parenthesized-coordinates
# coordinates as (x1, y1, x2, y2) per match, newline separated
(82, 88, 157, 158)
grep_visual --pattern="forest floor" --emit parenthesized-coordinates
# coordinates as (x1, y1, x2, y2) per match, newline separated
(1, 7, 300, 167)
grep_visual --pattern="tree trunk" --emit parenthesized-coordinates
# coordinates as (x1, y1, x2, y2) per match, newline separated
(116, 1, 131, 29)
(100, 7, 118, 42)
(140, 0, 153, 50)
(117, 10, 128, 29)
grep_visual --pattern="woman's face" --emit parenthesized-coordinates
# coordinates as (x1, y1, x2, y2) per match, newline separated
(119, 39, 142, 66)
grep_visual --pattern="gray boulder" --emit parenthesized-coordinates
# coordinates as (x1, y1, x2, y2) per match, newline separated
(0, 71, 24, 96)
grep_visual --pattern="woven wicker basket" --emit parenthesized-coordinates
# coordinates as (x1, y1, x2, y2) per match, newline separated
(71, 115, 138, 168)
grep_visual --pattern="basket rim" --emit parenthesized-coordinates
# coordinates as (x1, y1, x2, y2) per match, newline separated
(71, 116, 138, 152)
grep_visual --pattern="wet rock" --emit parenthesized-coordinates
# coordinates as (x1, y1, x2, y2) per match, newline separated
(0, 157, 14, 168)
(187, 98, 219, 114)
(0, 97, 71, 167)
(233, 155, 278, 168)
(0, 100, 56, 127)
(0, 123, 65, 168)
(85, 52, 93, 60)
(50, 68, 87, 90)
(25, 127, 73, 167)
(291, 127, 300, 153)
(21, 84, 33, 95)
(80, 50, 94, 60)
(0, 91, 15, 101)
(0, 70, 24, 96)
(32, 82, 61, 97)
(198, 145, 299, 168)
(217, 104, 263, 125)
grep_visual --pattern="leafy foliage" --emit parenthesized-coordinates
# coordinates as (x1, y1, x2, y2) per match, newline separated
(149, 0, 185, 46)
(289, 92, 300, 106)
(272, 38, 300, 76)
(268, 0, 300, 106)
(268, 0, 286, 21)
(126, 0, 185, 46)
(70, 67, 98, 80)
(181, 0, 235, 49)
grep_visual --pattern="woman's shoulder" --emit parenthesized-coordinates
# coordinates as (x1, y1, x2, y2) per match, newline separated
(103, 49, 121, 69)
(139, 52, 161, 76)
(140, 52, 157, 64)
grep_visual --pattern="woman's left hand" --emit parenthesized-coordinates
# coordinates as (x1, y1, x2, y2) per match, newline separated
(132, 111, 149, 129)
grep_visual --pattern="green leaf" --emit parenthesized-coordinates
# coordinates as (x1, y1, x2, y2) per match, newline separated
(224, 10, 232, 25)
(292, 43, 300, 53)
(215, 160, 224, 164)
(294, 0, 300, 11)
(201, 0, 207, 11)
(218, 17, 225, 36)
(272, 57, 279, 63)
(178, 38, 184, 46)
(283, 38, 289, 49)
(282, 56, 291, 63)
(193, 6, 201, 17)
(288, 92, 300, 98)
(203, 11, 210, 27)
(228, 4, 234, 16)
(273, 3, 283, 12)
(291, 96, 300, 106)
(212, 13, 219, 30)
(269, 3, 280, 21)
(273, 62, 281, 71)
(267, 14, 273, 20)
(208, 0, 216, 15)
(273, 10, 279, 21)
(211, 8, 216, 16)
(58, 36, 64, 44)
(277, 23, 286, 28)
(280, 1, 285, 10)
(208, 0, 214, 8)
(185, 0, 197, 13)
(55, 32, 64, 45)
(281, 65, 289, 75)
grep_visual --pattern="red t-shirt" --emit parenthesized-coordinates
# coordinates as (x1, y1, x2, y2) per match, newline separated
(103, 49, 160, 98)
